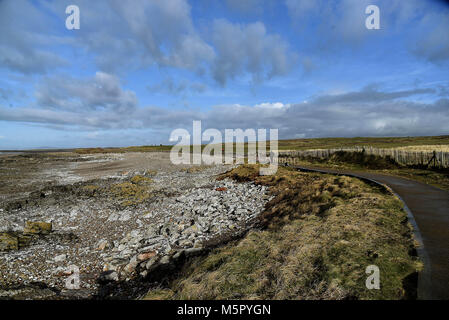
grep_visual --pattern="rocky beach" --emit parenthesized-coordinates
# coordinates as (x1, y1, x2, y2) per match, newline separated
(0, 152, 272, 299)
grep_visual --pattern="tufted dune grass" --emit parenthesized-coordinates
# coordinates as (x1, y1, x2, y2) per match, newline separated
(144, 165, 422, 300)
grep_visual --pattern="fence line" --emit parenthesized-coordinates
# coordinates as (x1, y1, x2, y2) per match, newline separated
(277, 147, 449, 168)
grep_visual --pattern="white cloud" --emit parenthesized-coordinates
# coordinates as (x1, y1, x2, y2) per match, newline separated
(211, 19, 296, 85)
(0, 0, 296, 86)
(36, 72, 137, 113)
(1, 85, 447, 142)
(254, 102, 289, 109)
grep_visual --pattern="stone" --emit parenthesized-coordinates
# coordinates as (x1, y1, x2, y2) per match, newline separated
(137, 250, 157, 261)
(0, 232, 19, 251)
(123, 257, 138, 274)
(185, 247, 203, 256)
(54, 254, 67, 262)
(139, 270, 148, 278)
(179, 239, 193, 247)
(23, 221, 52, 235)
(98, 270, 119, 283)
(103, 263, 117, 272)
(144, 256, 160, 270)
(96, 240, 112, 251)
(159, 255, 171, 265)
(119, 212, 131, 221)
(107, 213, 119, 221)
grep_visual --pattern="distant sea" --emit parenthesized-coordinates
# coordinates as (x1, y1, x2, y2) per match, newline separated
(0, 152, 22, 155)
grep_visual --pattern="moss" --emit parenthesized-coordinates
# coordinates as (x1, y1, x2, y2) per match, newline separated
(23, 221, 52, 235)
(0, 232, 19, 251)
(110, 175, 154, 207)
(130, 175, 153, 185)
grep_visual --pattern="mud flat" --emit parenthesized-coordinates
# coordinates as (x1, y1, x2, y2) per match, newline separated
(0, 152, 272, 299)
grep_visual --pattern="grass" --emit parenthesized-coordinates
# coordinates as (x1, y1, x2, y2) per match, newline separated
(144, 165, 421, 300)
(277, 135, 449, 151)
(395, 145, 449, 152)
(280, 151, 449, 191)
(73, 135, 449, 154)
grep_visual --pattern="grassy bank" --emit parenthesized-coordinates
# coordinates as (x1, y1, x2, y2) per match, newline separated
(280, 151, 449, 191)
(144, 165, 421, 300)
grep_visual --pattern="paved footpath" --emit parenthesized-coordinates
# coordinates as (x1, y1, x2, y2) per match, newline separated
(293, 165, 449, 300)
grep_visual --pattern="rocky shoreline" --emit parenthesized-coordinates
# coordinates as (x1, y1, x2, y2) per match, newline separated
(0, 152, 272, 299)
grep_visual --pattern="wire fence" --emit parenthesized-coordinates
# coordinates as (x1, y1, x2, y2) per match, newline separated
(277, 147, 449, 168)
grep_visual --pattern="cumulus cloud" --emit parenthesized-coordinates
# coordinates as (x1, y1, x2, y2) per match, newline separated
(42, 0, 215, 74)
(211, 20, 296, 85)
(108, 0, 215, 71)
(35, 72, 137, 113)
(4, 0, 294, 86)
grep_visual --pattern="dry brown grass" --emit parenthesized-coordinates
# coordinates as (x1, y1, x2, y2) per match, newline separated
(395, 145, 449, 152)
(283, 155, 449, 192)
(144, 165, 421, 300)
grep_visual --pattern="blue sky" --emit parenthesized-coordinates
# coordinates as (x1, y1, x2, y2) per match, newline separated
(0, 0, 448, 149)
